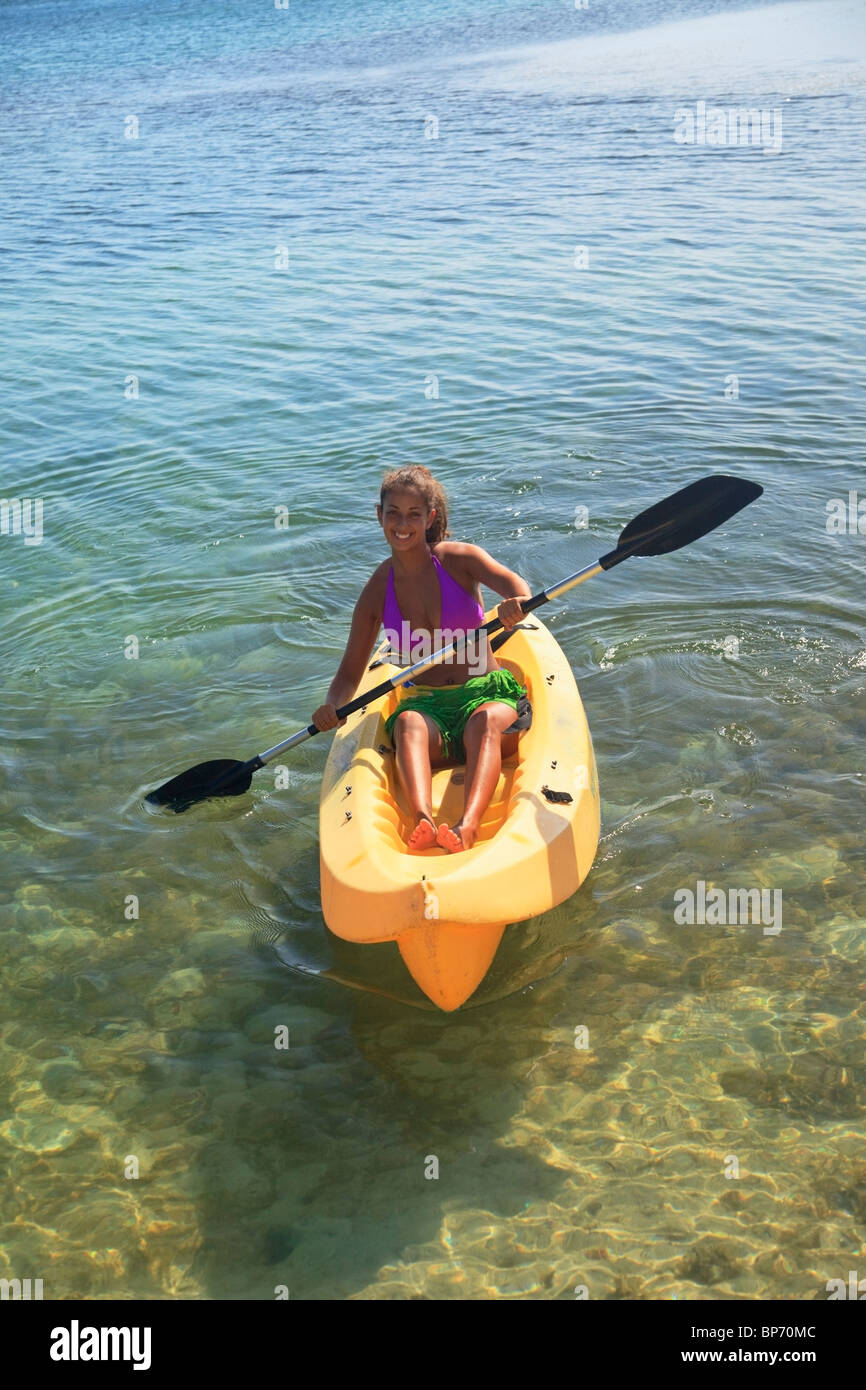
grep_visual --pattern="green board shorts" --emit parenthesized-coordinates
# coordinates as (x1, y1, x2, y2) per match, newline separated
(384, 667, 532, 761)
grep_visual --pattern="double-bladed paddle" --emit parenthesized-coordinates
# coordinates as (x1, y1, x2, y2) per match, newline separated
(146, 473, 762, 811)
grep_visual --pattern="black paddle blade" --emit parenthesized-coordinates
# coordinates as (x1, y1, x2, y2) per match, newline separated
(601, 475, 763, 569)
(145, 758, 255, 813)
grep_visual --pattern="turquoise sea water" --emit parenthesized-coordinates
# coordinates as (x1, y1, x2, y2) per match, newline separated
(2, 0, 865, 1299)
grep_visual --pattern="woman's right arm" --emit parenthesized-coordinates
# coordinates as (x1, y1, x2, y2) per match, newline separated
(311, 573, 384, 731)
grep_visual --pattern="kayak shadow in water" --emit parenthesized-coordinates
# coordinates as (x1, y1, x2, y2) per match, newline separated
(190, 939, 610, 1301)
(177, 866, 603, 1301)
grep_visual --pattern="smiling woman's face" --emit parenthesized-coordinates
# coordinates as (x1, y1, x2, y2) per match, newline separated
(377, 487, 435, 549)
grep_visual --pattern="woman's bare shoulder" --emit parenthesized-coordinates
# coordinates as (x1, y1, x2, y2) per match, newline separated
(433, 539, 482, 561)
(434, 540, 491, 569)
(357, 560, 390, 609)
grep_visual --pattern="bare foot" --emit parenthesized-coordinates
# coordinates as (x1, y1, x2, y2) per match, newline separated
(436, 821, 478, 853)
(407, 813, 437, 850)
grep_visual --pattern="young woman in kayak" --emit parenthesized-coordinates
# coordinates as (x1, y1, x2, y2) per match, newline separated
(311, 465, 533, 853)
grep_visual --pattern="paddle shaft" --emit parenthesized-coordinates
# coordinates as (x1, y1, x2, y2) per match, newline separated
(254, 559, 606, 766)
(242, 476, 762, 768)
(146, 473, 763, 807)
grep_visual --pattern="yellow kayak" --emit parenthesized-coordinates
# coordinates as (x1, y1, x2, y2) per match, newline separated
(318, 613, 600, 1010)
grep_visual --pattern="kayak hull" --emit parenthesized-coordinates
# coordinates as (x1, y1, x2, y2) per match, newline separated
(396, 920, 507, 1013)
(318, 614, 600, 1010)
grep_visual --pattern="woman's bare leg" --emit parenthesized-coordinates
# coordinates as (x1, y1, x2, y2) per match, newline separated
(437, 703, 519, 852)
(393, 709, 446, 849)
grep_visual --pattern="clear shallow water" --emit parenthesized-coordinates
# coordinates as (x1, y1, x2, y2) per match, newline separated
(1, 0, 865, 1299)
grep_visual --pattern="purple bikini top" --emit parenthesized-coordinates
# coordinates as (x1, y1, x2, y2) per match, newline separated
(383, 552, 484, 656)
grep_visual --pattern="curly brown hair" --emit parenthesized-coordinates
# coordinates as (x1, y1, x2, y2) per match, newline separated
(379, 465, 450, 545)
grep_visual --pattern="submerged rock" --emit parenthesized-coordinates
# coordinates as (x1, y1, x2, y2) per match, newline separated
(0, 1116, 78, 1153)
(150, 969, 207, 1002)
(243, 1003, 334, 1046)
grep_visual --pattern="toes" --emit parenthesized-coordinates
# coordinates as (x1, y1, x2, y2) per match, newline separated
(407, 817, 437, 850)
(436, 823, 464, 853)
